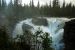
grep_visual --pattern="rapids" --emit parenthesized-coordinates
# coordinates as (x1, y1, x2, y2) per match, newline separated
(13, 17, 70, 50)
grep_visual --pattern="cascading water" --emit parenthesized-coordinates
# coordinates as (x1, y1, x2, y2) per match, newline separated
(47, 18, 69, 50)
(13, 18, 70, 50)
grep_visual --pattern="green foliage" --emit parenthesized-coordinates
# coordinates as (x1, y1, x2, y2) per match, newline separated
(13, 30, 32, 50)
(0, 26, 53, 50)
(0, 0, 1, 6)
(42, 33, 53, 50)
(0, 26, 10, 50)
(0, 0, 75, 50)
(0, 0, 75, 18)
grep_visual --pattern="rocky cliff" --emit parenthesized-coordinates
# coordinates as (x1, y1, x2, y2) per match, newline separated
(63, 19, 75, 50)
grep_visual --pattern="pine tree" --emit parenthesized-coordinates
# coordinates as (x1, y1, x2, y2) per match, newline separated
(42, 33, 53, 50)
(62, 0, 65, 8)
(1, 0, 6, 14)
(29, 0, 32, 7)
(0, 26, 9, 50)
(2, 0, 6, 8)
(7, 0, 13, 17)
(53, 0, 59, 8)
(14, 30, 31, 50)
(49, 0, 51, 8)
(0, 0, 1, 11)
(13, 0, 19, 17)
(31, 0, 34, 8)
(37, 0, 40, 8)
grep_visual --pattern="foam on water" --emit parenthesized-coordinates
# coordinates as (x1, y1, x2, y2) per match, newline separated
(13, 18, 70, 50)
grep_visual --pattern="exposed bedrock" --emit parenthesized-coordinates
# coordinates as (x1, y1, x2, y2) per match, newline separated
(22, 23, 33, 32)
(63, 19, 75, 50)
(32, 18, 48, 26)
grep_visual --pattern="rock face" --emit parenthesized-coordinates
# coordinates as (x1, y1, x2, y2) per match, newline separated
(63, 19, 75, 50)
(32, 18, 48, 26)
(22, 23, 33, 32)
(22, 23, 33, 44)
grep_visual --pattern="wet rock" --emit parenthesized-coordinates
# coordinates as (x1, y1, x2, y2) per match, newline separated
(63, 19, 75, 50)
(32, 18, 48, 26)
(22, 23, 33, 32)
(22, 23, 33, 45)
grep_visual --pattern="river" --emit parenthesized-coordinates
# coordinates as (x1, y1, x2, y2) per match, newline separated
(13, 17, 71, 50)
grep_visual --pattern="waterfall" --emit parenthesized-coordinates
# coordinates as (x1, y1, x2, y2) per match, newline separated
(13, 17, 70, 50)
(47, 18, 69, 50)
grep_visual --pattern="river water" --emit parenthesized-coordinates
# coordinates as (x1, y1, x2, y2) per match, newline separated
(13, 17, 71, 50)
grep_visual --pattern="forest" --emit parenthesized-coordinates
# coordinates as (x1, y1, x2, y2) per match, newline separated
(0, 0, 75, 50)
(0, 0, 75, 18)
(0, 0, 74, 26)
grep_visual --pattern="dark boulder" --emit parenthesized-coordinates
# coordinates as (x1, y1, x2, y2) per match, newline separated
(32, 18, 48, 26)
(63, 19, 75, 50)
(22, 23, 33, 32)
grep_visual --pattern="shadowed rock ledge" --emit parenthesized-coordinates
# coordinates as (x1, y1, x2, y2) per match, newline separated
(63, 19, 75, 50)
(32, 18, 48, 26)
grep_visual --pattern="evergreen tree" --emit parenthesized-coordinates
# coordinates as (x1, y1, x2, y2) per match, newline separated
(31, 0, 34, 8)
(13, 0, 19, 17)
(0, 0, 2, 12)
(37, 0, 40, 8)
(42, 33, 53, 50)
(2, 0, 6, 9)
(0, 26, 9, 50)
(7, 0, 13, 17)
(53, 0, 59, 8)
(62, 0, 65, 8)
(29, 0, 32, 7)
(49, 0, 52, 8)
(14, 30, 31, 50)
(1, 0, 6, 14)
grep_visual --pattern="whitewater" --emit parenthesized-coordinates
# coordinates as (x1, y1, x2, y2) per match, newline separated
(13, 17, 71, 50)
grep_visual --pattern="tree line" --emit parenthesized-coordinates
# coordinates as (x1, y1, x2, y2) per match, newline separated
(0, 0, 75, 28)
(0, 0, 75, 18)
